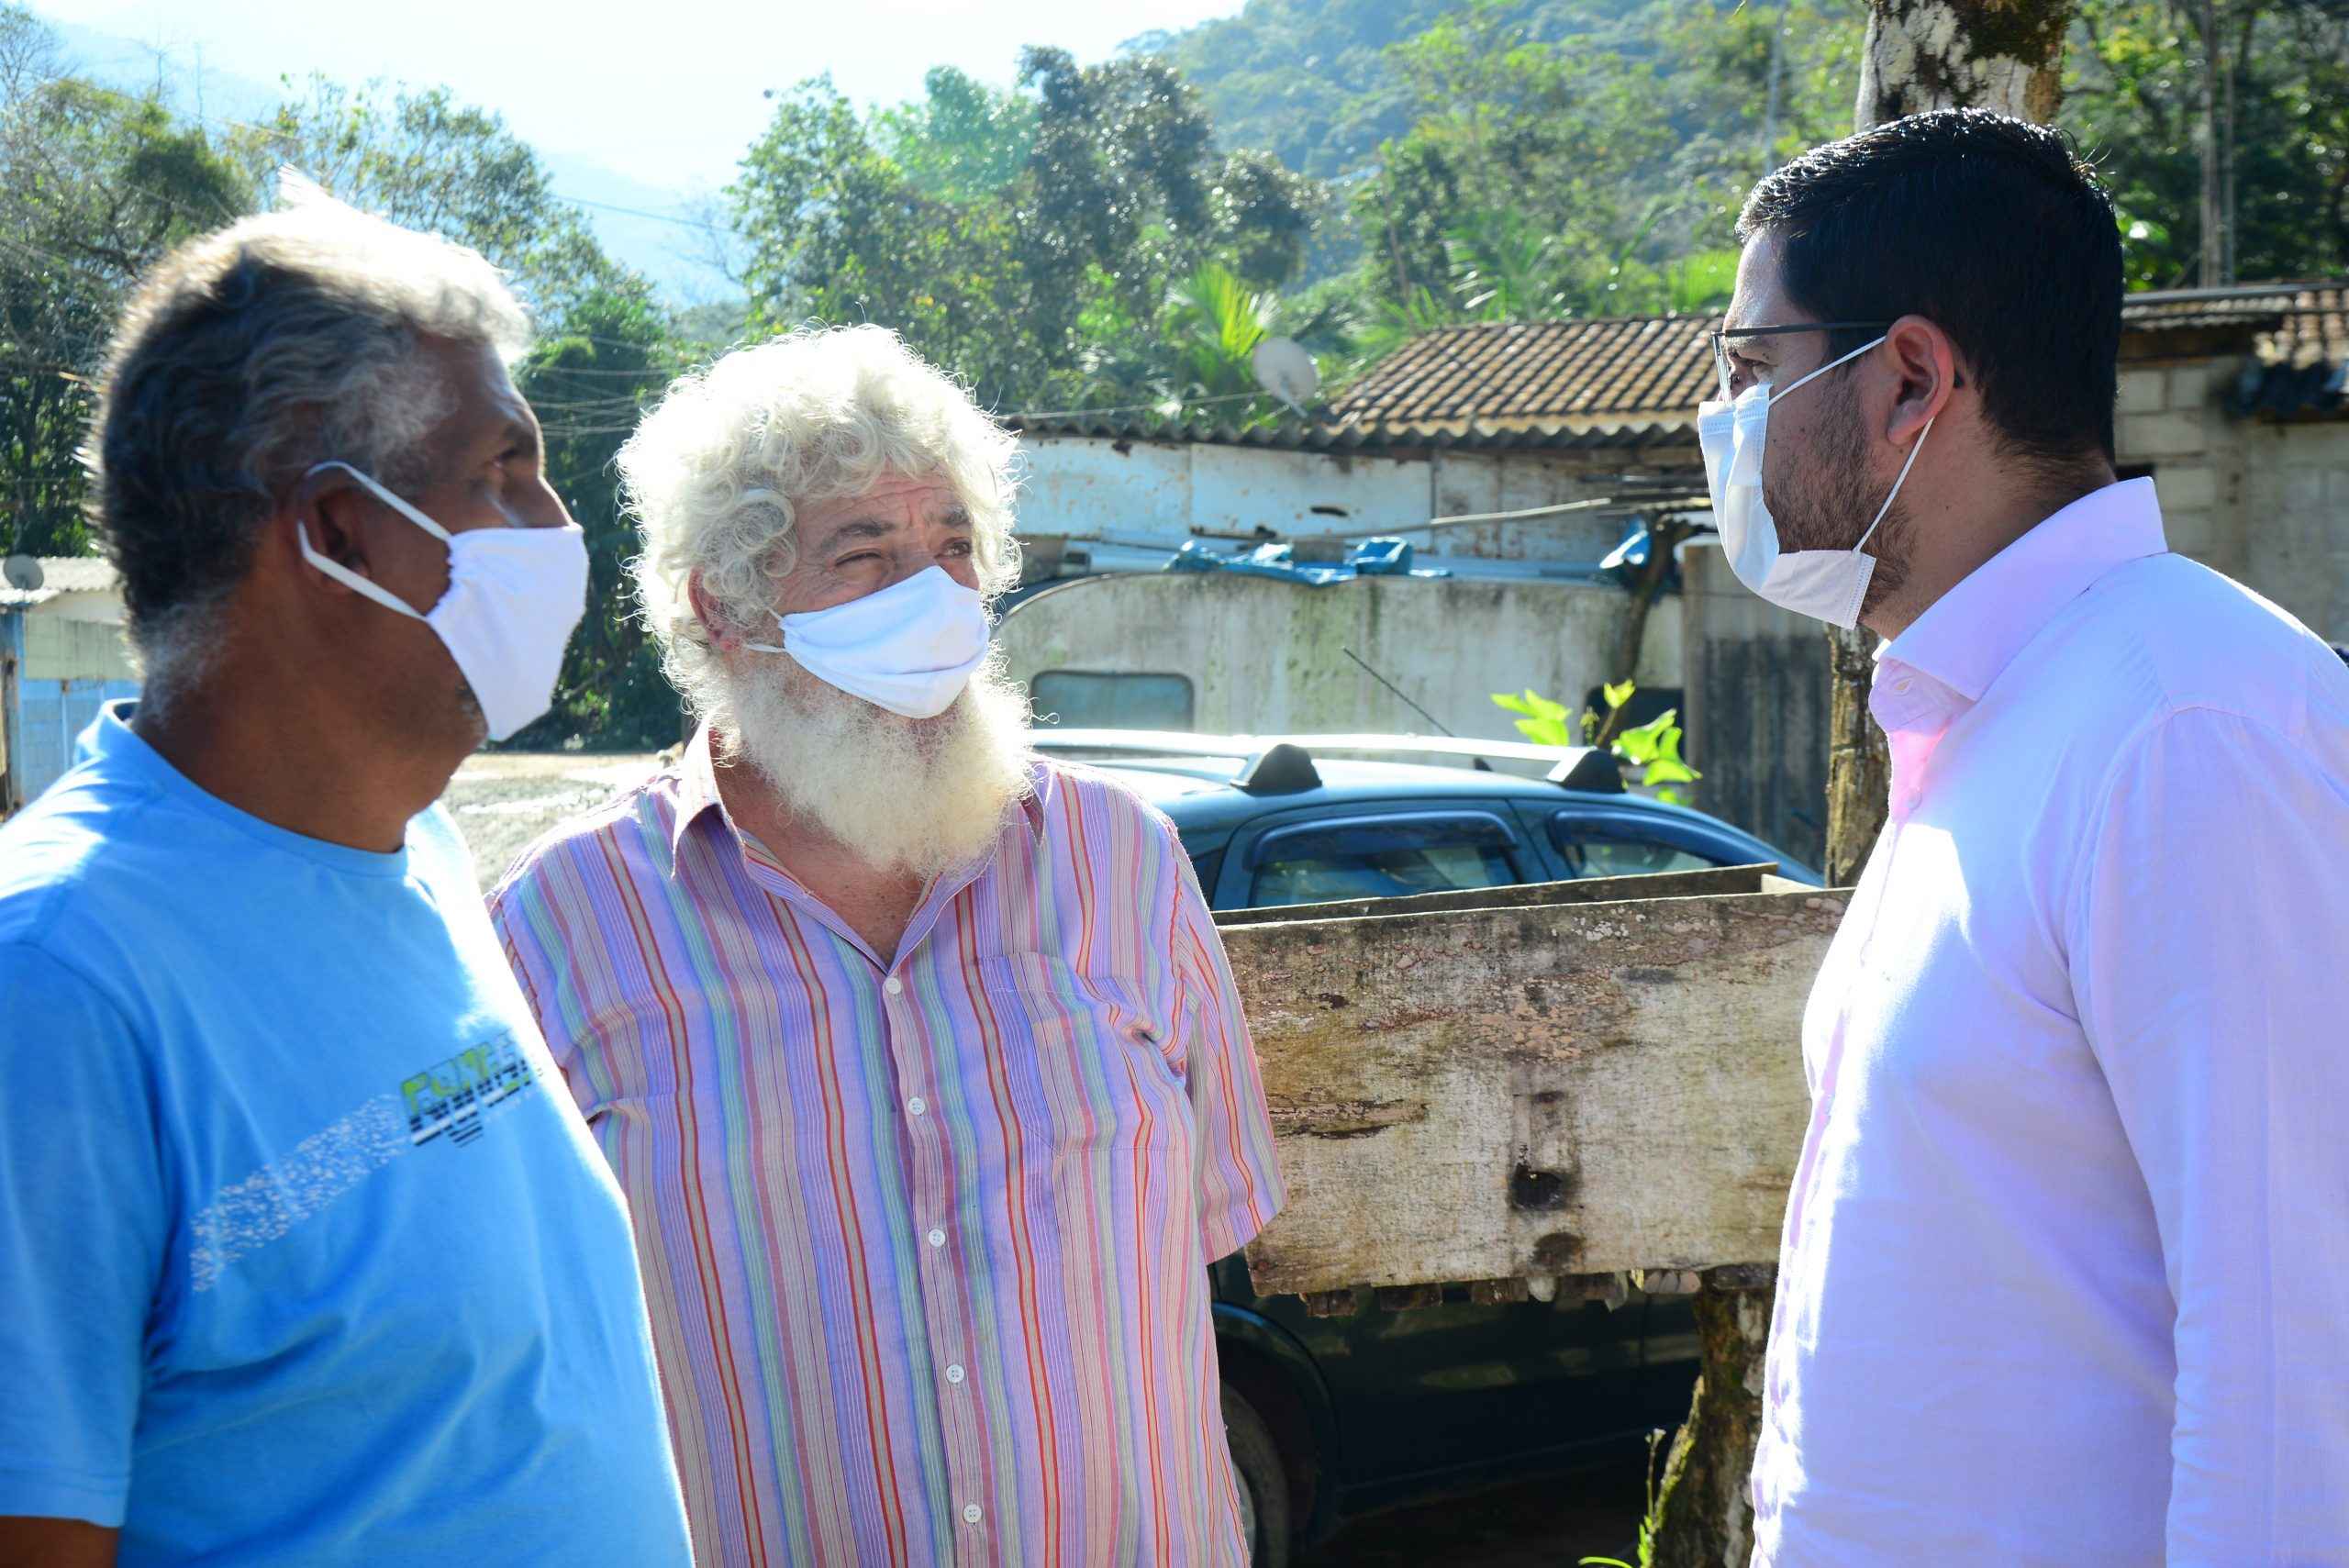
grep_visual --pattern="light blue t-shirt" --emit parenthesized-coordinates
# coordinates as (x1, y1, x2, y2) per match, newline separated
(0, 704, 692, 1565)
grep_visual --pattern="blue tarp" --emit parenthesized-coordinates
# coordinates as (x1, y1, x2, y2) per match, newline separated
(1163, 535, 1452, 586)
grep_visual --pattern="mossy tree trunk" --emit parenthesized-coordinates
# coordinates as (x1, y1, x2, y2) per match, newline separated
(1828, 0, 2074, 885)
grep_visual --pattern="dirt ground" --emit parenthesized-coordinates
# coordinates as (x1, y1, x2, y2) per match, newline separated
(440, 750, 662, 891)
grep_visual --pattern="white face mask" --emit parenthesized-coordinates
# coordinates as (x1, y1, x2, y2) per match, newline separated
(296, 461, 589, 741)
(744, 564, 990, 719)
(1697, 335, 1934, 629)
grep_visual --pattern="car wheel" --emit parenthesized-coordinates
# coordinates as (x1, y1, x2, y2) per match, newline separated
(1224, 1384, 1292, 1568)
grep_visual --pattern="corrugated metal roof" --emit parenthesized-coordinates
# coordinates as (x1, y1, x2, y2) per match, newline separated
(0, 555, 121, 610)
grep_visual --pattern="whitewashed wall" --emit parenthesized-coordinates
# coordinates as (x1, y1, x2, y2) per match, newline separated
(1012, 434, 1636, 562)
(997, 571, 1678, 743)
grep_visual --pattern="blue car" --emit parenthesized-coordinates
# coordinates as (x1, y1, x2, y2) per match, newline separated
(1028, 730, 1819, 1564)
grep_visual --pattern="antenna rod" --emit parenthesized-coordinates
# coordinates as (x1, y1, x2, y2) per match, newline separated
(1343, 647, 1454, 737)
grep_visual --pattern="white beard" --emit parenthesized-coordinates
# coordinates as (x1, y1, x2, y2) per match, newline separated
(717, 648, 1037, 882)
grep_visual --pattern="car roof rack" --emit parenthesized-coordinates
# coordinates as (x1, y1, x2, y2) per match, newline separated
(1029, 728, 1625, 795)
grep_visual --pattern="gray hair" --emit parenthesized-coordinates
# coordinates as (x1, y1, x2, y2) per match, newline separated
(618, 325, 1022, 731)
(82, 172, 530, 695)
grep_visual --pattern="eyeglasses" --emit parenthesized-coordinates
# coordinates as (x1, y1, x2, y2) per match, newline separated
(1709, 321, 1892, 395)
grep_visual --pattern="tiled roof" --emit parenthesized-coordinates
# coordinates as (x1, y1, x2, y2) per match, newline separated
(1328, 315, 1719, 432)
(1006, 284, 2349, 452)
(1310, 282, 2349, 436)
(1006, 409, 1697, 453)
(2122, 283, 2348, 365)
(0, 554, 120, 609)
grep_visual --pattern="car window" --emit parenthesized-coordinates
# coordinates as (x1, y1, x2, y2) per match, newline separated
(1547, 810, 1732, 881)
(1030, 670, 1195, 729)
(1553, 835, 1718, 880)
(1246, 812, 1520, 909)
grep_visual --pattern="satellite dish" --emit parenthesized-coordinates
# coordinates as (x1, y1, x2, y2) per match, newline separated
(3, 555, 41, 593)
(1251, 337, 1320, 413)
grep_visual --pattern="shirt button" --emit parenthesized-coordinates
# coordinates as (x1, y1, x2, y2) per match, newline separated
(946, 1363, 965, 1385)
(907, 1095, 928, 1118)
(927, 1228, 947, 1249)
(963, 1504, 984, 1526)
(885, 976, 904, 995)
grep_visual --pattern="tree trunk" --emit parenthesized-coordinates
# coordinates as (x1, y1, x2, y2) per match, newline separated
(1854, 0, 2070, 128)
(2199, 0, 2225, 284)
(1826, 0, 2075, 884)
(1650, 1271, 1776, 1568)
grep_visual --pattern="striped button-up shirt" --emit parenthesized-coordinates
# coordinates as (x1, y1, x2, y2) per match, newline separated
(489, 731, 1286, 1567)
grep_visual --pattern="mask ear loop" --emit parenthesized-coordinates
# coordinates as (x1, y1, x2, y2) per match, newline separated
(1854, 417, 1934, 557)
(295, 461, 452, 621)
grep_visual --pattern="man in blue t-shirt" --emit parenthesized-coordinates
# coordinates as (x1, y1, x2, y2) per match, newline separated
(0, 184, 692, 1565)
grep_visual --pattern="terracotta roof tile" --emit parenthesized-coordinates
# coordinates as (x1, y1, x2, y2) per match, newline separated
(1321, 282, 2349, 434)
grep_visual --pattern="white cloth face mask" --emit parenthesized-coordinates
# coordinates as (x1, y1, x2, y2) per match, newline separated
(743, 564, 990, 719)
(296, 461, 589, 741)
(1698, 334, 1934, 629)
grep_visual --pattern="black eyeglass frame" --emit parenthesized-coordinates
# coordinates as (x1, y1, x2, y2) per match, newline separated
(1709, 319, 1965, 391)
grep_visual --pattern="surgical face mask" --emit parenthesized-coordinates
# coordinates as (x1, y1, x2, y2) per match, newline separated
(744, 564, 989, 719)
(1697, 335, 1934, 629)
(296, 461, 589, 741)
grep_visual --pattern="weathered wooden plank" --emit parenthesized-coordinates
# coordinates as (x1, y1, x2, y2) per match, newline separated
(1211, 864, 1776, 928)
(1226, 886, 1842, 1296)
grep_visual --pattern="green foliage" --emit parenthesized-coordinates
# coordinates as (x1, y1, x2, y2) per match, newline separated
(509, 282, 690, 751)
(0, 6, 686, 743)
(1492, 683, 1702, 805)
(254, 78, 634, 327)
(0, 6, 255, 558)
(2065, 0, 2349, 285)
(729, 56, 1326, 414)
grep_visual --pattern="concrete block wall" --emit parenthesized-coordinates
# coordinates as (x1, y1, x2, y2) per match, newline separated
(2242, 420, 2349, 641)
(2116, 356, 2349, 639)
(2115, 361, 2251, 581)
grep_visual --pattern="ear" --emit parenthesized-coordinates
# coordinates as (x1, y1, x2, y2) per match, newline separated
(687, 569, 742, 652)
(284, 465, 373, 594)
(1881, 314, 1963, 447)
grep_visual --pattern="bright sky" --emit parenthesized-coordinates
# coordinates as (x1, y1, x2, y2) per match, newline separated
(33, 0, 1250, 195)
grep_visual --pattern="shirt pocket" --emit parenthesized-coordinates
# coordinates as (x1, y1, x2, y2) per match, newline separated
(974, 952, 1188, 1153)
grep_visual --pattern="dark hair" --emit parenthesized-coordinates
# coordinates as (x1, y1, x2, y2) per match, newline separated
(1738, 109, 2122, 465)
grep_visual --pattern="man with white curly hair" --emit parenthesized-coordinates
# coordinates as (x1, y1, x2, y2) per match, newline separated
(0, 185, 692, 1564)
(491, 325, 1286, 1567)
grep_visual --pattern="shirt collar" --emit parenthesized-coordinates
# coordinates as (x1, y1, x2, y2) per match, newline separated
(1877, 477, 2167, 707)
(667, 723, 1053, 869)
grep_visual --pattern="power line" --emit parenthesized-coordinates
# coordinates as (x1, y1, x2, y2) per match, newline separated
(553, 193, 718, 233)
(1001, 389, 1265, 422)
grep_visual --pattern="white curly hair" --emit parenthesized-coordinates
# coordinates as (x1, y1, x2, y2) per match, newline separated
(618, 325, 1023, 727)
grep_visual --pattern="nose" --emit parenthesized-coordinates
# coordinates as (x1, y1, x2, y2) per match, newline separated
(522, 473, 576, 531)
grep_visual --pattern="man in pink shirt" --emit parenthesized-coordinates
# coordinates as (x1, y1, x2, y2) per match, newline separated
(1704, 111, 2349, 1562)
(490, 326, 1286, 1566)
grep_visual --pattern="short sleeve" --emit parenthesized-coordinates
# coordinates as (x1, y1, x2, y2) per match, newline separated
(0, 944, 166, 1525)
(488, 855, 589, 1088)
(1166, 844, 1286, 1262)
